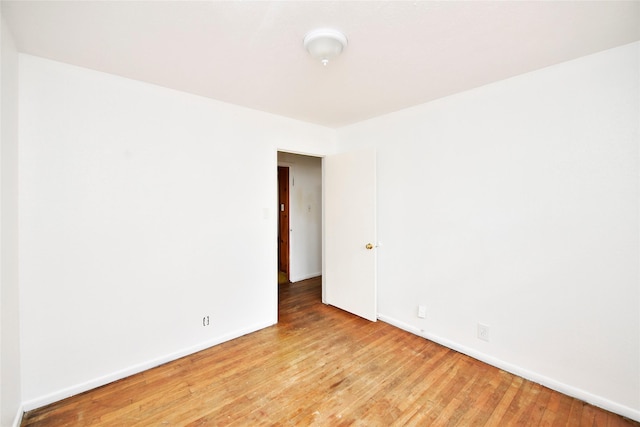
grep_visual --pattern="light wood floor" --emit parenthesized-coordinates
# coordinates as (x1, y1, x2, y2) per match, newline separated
(22, 277, 639, 426)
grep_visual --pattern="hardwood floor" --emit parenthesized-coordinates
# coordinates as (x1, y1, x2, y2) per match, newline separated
(22, 277, 639, 426)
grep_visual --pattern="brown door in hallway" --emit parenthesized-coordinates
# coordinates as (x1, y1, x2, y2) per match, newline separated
(278, 166, 290, 280)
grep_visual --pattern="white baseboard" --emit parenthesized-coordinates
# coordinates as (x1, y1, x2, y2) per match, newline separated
(22, 320, 275, 412)
(11, 404, 24, 427)
(290, 272, 321, 283)
(377, 314, 640, 423)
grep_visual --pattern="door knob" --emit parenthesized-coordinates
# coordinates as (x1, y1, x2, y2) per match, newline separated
(365, 243, 374, 250)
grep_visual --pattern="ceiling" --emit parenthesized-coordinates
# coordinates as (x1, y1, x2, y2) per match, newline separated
(3, 1, 640, 128)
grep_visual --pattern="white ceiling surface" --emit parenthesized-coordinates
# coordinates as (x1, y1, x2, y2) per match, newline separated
(3, 1, 640, 128)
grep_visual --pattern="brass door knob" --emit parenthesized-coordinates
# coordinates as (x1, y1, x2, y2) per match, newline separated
(365, 243, 374, 250)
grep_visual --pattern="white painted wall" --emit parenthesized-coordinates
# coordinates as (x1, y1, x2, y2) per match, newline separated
(11, 36, 640, 423)
(337, 42, 640, 419)
(18, 55, 334, 408)
(0, 11, 22, 427)
(277, 152, 322, 282)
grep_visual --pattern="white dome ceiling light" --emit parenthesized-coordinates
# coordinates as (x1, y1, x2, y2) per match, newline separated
(303, 28, 348, 66)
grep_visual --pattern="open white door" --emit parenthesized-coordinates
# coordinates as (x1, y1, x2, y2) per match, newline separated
(324, 148, 377, 322)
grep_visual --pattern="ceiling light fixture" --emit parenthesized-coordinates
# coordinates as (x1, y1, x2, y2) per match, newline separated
(303, 28, 348, 66)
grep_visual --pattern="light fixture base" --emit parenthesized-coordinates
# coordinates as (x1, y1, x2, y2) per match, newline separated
(304, 28, 347, 66)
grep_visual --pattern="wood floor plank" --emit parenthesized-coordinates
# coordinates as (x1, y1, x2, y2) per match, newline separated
(522, 383, 553, 426)
(484, 375, 524, 425)
(21, 277, 640, 426)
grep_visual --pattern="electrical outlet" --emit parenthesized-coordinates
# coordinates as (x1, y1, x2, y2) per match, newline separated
(417, 305, 426, 318)
(203, 315, 210, 326)
(477, 323, 489, 342)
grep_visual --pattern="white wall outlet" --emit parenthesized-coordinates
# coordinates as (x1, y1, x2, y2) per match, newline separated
(203, 315, 210, 326)
(477, 323, 489, 342)
(417, 305, 426, 318)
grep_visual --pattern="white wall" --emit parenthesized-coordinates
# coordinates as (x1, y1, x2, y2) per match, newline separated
(0, 11, 22, 427)
(277, 152, 322, 282)
(11, 34, 640, 423)
(18, 54, 334, 408)
(337, 42, 640, 419)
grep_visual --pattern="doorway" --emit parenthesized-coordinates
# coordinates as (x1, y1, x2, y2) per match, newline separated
(276, 149, 377, 322)
(277, 152, 323, 288)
